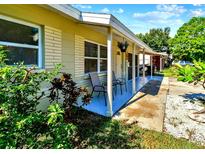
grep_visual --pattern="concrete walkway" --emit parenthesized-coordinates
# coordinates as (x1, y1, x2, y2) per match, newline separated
(114, 77, 169, 132)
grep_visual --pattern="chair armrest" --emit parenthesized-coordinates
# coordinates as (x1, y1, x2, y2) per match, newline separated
(102, 80, 118, 87)
(117, 77, 126, 83)
(93, 85, 106, 90)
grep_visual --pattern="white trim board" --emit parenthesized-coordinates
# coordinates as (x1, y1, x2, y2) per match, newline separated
(0, 14, 43, 68)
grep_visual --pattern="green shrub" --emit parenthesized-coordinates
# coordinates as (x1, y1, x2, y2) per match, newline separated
(161, 66, 179, 77)
(0, 49, 77, 148)
(45, 103, 77, 149)
(48, 73, 91, 119)
(0, 46, 7, 66)
(176, 61, 205, 89)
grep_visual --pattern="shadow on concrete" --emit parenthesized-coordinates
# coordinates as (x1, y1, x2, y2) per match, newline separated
(180, 93, 205, 104)
(140, 79, 163, 96)
(113, 77, 163, 116)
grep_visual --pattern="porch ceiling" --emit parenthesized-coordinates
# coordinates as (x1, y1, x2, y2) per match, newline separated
(78, 23, 134, 47)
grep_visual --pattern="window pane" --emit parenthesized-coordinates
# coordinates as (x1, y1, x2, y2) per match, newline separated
(100, 60, 107, 72)
(85, 59, 97, 73)
(85, 41, 97, 57)
(4, 46, 38, 65)
(128, 53, 132, 64)
(100, 46, 107, 58)
(135, 55, 138, 66)
(0, 18, 39, 45)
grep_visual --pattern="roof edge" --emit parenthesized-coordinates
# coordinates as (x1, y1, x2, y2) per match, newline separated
(45, 4, 160, 55)
(47, 4, 81, 20)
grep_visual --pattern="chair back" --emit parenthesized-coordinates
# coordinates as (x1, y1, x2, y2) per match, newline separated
(112, 71, 117, 81)
(89, 72, 101, 87)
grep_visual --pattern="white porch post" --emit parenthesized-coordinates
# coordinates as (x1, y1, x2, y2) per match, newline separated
(150, 55, 153, 78)
(160, 56, 162, 72)
(142, 49, 146, 80)
(132, 44, 136, 94)
(122, 51, 126, 79)
(137, 54, 140, 77)
(106, 27, 113, 117)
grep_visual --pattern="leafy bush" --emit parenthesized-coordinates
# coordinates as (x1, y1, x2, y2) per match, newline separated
(46, 103, 77, 149)
(0, 48, 78, 148)
(48, 73, 91, 119)
(161, 66, 179, 77)
(176, 61, 205, 89)
(0, 46, 7, 66)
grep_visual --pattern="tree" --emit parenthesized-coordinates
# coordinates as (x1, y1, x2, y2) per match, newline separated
(169, 17, 205, 62)
(136, 27, 171, 53)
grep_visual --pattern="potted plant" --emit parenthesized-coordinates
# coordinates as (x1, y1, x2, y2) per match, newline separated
(117, 41, 129, 53)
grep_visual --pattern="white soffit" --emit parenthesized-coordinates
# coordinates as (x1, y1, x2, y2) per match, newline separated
(81, 12, 110, 25)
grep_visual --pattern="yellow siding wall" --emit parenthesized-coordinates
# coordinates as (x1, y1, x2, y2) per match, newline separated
(74, 35, 84, 80)
(0, 4, 131, 93)
(0, 4, 107, 81)
(45, 26, 62, 69)
(0, 5, 143, 112)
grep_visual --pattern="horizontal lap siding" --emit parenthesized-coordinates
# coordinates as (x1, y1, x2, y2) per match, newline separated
(74, 35, 90, 90)
(45, 26, 62, 69)
(74, 35, 85, 80)
(0, 5, 112, 111)
(0, 5, 115, 92)
(61, 32, 75, 74)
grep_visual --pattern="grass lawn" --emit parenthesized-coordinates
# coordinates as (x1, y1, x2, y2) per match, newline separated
(71, 108, 204, 149)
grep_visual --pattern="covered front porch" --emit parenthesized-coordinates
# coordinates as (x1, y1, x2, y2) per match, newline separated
(75, 15, 167, 117)
(81, 76, 163, 117)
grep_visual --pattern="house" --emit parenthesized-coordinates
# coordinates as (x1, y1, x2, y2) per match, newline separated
(0, 4, 167, 117)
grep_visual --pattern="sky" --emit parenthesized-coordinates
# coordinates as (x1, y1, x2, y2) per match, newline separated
(72, 4, 205, 37)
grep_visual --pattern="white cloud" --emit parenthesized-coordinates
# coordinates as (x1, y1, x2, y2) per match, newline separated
(101, 8, 110, 13)
(133, 11, 174, 21)
(115, 8, 124, 14)
(190, 9, 205, 17)
(72, 4, 92, 9)
(150, 19, 184, 26)
(132, 5, 186, 37)
(156, 4, 187, 15)
(193, 4, 202, 6)
(133, 4, 186, 26)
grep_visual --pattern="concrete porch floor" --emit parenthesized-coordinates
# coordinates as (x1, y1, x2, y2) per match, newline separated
(114, 77, 169, 132)
(80, 76, 164, 117)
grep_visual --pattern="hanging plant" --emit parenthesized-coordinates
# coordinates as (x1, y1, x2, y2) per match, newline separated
(118, 41, 129, 53)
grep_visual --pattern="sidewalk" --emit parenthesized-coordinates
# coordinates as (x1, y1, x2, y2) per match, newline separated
(114, 77, 169, 132)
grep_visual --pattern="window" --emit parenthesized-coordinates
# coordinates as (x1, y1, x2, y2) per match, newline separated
(0, 15, 42, 67)
(99, 45, 107, 71)
(84, 41, 107, 74)
(85, 59, 97, 73)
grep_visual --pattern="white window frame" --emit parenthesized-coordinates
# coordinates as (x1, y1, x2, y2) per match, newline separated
(84, 40, 107, 74)
(0, 14, 43, 68)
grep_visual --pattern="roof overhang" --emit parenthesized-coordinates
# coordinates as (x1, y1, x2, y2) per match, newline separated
(155, 52, 168, 57)
(44, 4, 81, 21)
(43, 4, 162, 56)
